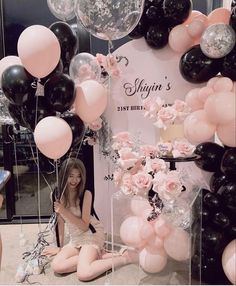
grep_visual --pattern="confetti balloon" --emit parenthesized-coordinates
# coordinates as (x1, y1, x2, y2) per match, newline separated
(200, 24, 236, 59)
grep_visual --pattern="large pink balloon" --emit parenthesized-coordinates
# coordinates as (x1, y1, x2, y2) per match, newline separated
(130, 195, 152, 216)
(74, 80, 108, 123)
(207, 8, 231, 25)
(34, 116, 72, 160)
(0, 56, 22, 85)
(184, 110, 216, 144)
(153, 216, 171, 238)
(139, 248, 167, 273)
(204, 92, 236, 125)
(216, 120, 236, 147)
(17, 25, 61, 78)
(169, 25, 193, 53)
(163, 227, 190, 261)
(222, 239, 236, 285)
(185, 88, 204, 111)
(119, 216, 145, 248)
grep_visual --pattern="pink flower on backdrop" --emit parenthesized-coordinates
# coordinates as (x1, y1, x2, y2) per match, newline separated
(156, 142, 173, 156)
(83, 136, 97, 146)
(117, 147, 140, 169)
(120, 173, 137, 195)
(154, 106, 177, 129)
(140, 144, 158, 158)
(173, 99, 191, 123)
(143, 97, 164, 119)
(112, 131, 134, 150)
(172, 139, 195, 158)
(153, 171, 183, 201)
(132, 171, 153, 194)
(144, 158, 167, 174)
(88, 117, 103, 131)
(96, 53, 121, 78)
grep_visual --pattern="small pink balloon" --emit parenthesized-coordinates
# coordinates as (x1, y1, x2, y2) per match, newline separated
(207, 76, 221, 88)
(17, 25, 61, 78)
(139, 248, 167, 273)
(34, 116, 72, 160)
(194, 14, 209, 26)
(164, 227, 190, 261)
(169, 25, 194, 53)
(208, 8, 231, 25)
(213, 77, 233, 92)
(140, 221, 155, 241)
(204, 92, 236, 125)
(216, 120, 236, 147)
(184, 110, 216, 144)
(198, 86, 214, 103)
(0, 56, 22, 85)
(130, 196, 152, 217)
(185, 88, 204, 111)
(187, 20, 206, 39)
(184, 10, 203, 24)
(153, 216, 171, 238)
(74, 80, 108, 123)
(120, 216, 145, 248)
(222, 239, 236, 285)
(146, 235, 164, 253)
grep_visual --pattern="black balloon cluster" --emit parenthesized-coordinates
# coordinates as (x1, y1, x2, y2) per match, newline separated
(1, 22, 85, 148)
(129, 0, 192, 49)
(192, 142, 236, 284)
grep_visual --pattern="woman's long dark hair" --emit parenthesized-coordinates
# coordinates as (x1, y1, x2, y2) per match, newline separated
(58, 157, 86, 207)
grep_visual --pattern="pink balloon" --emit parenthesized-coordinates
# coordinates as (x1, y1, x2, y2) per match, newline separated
(34, 116, 72, 160)
(207, 76, 221, 88)
(17, 25, 61, 78)
(184, 110, 216, 144)
(185, 88, 204, 111)
(139, 248, 167, 273)
(187, 20, 206, 39)
(140, 221, 155, 241)
(130, 195, 152, 216)
(216, 120, 236, 147)
(0, 56, 22, 85)
(169, 25, 194, 53)
(146, 235, 164, 253)
(198, 86, 214, 103)
(213, 77, 233, 92)
(207, 8, 231, 25)
(222, 239, 236, 285)
(74, 80, 108, 123)
(153, 216, 171, 238)
(163, 227, 190, 261)
(120, 216, 146, 248)
(184, 10, 203, 24)
(204, 92, 236, 125)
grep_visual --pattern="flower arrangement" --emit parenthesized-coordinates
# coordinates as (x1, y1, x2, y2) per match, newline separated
(143, 97, 191, 130)
(111, 131, 186, 202)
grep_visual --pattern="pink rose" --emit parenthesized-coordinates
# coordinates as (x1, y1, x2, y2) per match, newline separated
(145, 158, 167, 174)
(173, 100, 191, 123)
(155, 106, 177, 129)
(120, 173, 137, 195)
(117, 147, 140, 169)
(113, 169, 123, 187)
(83, 136, 97, 146)
(88, 117, 103, 131)
(172, 139, 195, 158)
(140, 144, 158, 158)
(132, 171, 153, 193)
(112, 132, 134, 150)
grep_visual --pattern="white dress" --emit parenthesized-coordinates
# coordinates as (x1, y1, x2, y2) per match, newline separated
(64, 205, 105, 252)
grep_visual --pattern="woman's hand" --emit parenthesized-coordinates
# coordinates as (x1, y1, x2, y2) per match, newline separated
(42, 246, 60, 257)
(54, 201, 66, 215)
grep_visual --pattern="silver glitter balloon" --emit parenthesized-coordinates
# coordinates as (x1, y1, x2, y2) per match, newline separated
(200, 23, 236, 59)
(74, 0, 144, 41)
(47, 0, 76, 21)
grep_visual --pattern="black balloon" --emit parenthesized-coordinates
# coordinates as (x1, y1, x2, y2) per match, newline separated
(40, 59, 63, 85)
(221, 45, 236, 80)
(212, 212, 231, 230)
(221, 148, 236, 179)
(230, 7, 236, 32)
(62, 113, 85, 147)
(194, 142, 225, 172)
(49, 22, 78, 66)
(210, 172, 229, 193)
(202, 227, 227, 254)
(203, 192, 221, 211)
(145, 0, 164, 9)
(180, 45, 222, 83)
(163, 0, 192, 26)
(44, 74, 75, 113)
(22, 96, 56, 131)
(129, 17, 149, 39)
(218, 182, 236, 215)
(145, 5, 166, 24)
(7, 102, 27, 128)
(232, 0, 236, 10)
(145, 24, 169, 49)
(1, 65, 36, 106)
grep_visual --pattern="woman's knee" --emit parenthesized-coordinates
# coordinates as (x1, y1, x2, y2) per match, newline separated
(51, 259, 65, 274)
(76, 268, 94, 281)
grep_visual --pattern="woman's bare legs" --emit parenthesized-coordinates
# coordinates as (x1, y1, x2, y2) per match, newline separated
(76, 245, 133, 281)
(51, 245, 79, 274)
